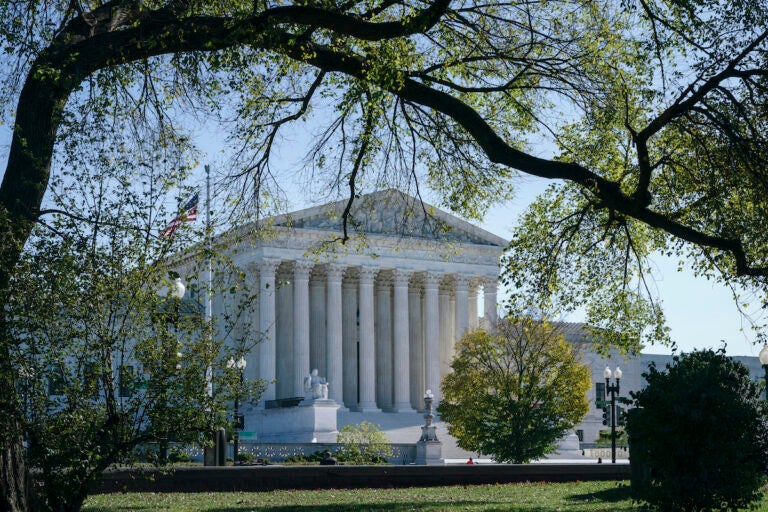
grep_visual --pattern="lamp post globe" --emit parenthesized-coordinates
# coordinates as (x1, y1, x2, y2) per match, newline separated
(759, 343, 768, 401)
(170, 277, 185, 300)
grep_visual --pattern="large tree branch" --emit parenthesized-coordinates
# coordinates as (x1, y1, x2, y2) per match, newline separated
(0, 0, 451, 289)
(281, 38, 768, 277)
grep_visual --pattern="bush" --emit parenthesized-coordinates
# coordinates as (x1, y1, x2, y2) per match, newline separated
(168, 446, 192, 464)
(236, 451, 256, 464)
(337, 422, 393, 464)
(627, 348, 768, 511)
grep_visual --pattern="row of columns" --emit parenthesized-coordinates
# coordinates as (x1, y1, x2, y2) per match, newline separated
(254, 259, 498, 411)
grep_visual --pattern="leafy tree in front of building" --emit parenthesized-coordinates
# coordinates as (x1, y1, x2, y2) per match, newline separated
(438, 318, 591, 463)
(627, 349, 768, 512)
(8, 161, 265, 512)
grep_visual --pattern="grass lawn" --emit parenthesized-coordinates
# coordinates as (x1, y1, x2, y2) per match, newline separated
(74, 480, 699, 511)
(81, 481, 768, 511)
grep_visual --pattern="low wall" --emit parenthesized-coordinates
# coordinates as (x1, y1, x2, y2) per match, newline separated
(94, 464, 631, 494)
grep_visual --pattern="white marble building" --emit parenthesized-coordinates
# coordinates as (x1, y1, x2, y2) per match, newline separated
(205, 190, 506, 440)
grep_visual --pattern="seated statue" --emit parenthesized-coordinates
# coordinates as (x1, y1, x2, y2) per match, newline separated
(304, 369, 329, 400)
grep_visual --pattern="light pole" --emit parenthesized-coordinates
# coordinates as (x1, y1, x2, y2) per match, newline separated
(227, 356, 247, 464)
(158, 276, 185, 464)
(759, 343, 768, 401)
(604, 365, 622, 464)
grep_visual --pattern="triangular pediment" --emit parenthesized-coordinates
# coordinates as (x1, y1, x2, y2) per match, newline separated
(270, 189, 507, 247)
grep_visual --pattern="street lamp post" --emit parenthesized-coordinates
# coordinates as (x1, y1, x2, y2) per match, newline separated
(419, 389, 439, 442)
(227, 356, 247, 464)
(759, 343, 768, 401)
(604, 366, 622, 464)
(158, 276, 185, 465)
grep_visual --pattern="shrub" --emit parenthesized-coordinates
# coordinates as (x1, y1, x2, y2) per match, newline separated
(168, 446, 192, 464)
(627, 348, 768, 511)
(337, 422, 393, 464)
(236, 451, 256, 464)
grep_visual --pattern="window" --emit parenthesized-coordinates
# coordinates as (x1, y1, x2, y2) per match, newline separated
(576, 429, 584, 442)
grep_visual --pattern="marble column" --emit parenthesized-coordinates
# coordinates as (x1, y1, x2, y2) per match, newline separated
(438, 282, 451, 380)
(342, 277, 358, 408)
(310, 274, 326, 376)
(258, 258, 280, 403)
(293, 261, 313, 397)
(326, 264, 344, 404)
(408, 279, 423, 410)
(423, 272, 441, 404)
(484, 277, 498, 328)
(375, 272, 393, 410)
(357, 267, 379, 411)
(392, 269, 412, 412)
(468, 281, 479, 330)
(275, 267, 293, 398)
(244, 266, 261, 385)
(454, 275, 471, 342)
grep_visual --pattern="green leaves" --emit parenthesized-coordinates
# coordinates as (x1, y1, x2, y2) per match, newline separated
(628, 349, 768, 511)
(438, 318, 591, 463)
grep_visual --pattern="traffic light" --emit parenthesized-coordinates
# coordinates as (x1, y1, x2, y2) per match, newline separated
(616, 407, 626, 427)
(601, 406, 610, 426)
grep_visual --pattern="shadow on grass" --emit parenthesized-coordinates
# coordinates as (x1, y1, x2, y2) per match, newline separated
(566, 482, 633, 505)
(199, 503, 596, 512)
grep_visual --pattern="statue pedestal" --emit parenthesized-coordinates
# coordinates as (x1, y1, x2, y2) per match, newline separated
(415, 425, 444, 465)
(254, 400, 340, 443)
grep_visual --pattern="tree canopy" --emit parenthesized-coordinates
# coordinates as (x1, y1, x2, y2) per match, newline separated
(437, 319, 591, 463)
(2, 0, 768, 509)
(8, 158, 265, 512)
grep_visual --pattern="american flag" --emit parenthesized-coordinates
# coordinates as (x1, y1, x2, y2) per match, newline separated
(162, 193, 198, 237)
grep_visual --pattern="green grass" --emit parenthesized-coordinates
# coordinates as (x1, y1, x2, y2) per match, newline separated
(79, 480, 768, 511)
(82, 482, 628, 511)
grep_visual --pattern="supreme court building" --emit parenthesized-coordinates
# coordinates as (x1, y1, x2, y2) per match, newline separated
(207, 190, 506, 441)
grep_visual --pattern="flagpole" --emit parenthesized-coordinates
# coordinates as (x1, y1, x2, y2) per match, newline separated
(204, 164, 213, 398)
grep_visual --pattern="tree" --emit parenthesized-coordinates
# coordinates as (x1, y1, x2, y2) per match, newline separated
(1, 0, 768, 508)
(626, 349, 768, 512)
(8, 161, 265, 512)
(437, 318, 591, 463)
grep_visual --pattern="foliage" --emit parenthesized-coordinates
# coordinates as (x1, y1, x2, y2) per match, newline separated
(7, 162, 265, 512)
(336, 422, 393, 464)
(438, 318, 591, 464)
(596, 429, 627, 448)
(168, 447, 193, 464)
(283, 450, 337, 464)
(627, 349, 768, 512)
(236, 452, 257, 464)
(2, 0, 768, 509)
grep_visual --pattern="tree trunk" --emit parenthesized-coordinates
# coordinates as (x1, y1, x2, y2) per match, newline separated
(0, 339, 30, 512)
(0, 432, 29, 512)
(0, 49, 79, 512)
